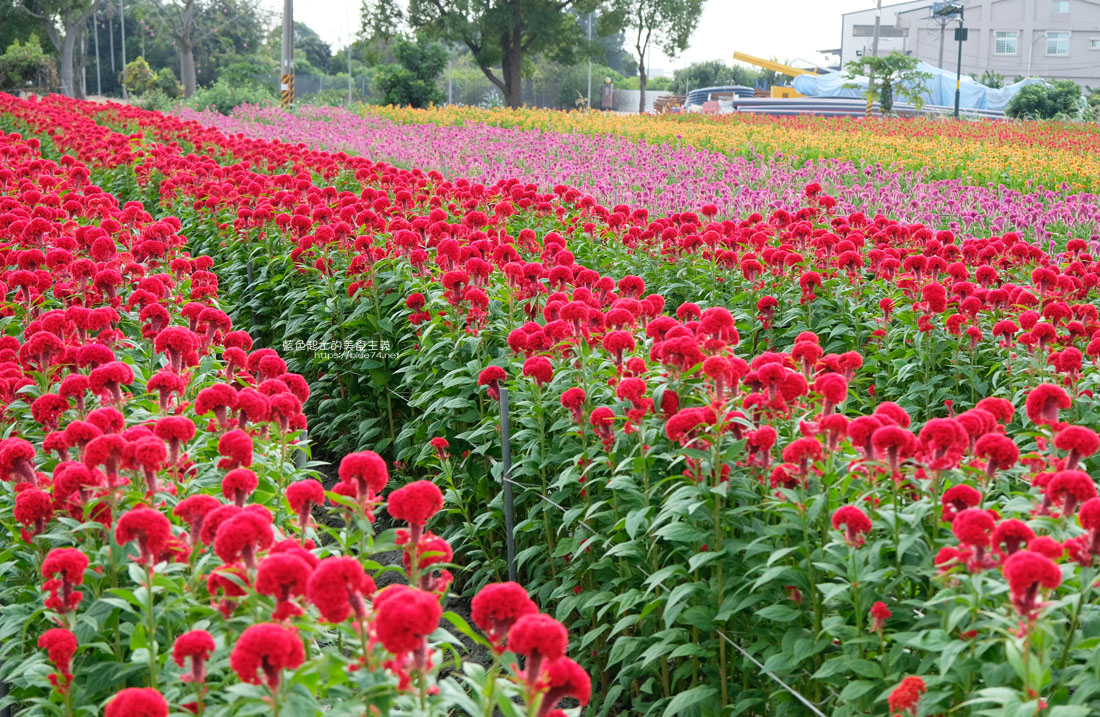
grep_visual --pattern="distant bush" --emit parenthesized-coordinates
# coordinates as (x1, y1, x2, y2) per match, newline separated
(1006, 79, 1083, 119)
(0, 35, 57, 91)
(122, 57, 157, 96)
(187, 77, 274, 114)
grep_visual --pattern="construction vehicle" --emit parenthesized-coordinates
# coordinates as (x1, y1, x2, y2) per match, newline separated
(731, 52, 827, 98)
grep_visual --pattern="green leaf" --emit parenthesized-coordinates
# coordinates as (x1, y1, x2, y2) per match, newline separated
(755, 604, 801, 623)
(662, 685, 719, 717)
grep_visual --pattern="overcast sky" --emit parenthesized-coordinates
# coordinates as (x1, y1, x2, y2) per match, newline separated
(259, 0, 884, 71)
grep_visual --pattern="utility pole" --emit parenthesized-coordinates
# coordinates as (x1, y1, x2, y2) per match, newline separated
(93, 13, 102, 96)
(586, 12, 593, 109)
(345, 0, 353, 105)
(119, 0, 127, 99)
(954, 9, 965, 118)
(867, 0, 883, 118)
(870, 0, 882, 57)
(280, 0, 294, 108)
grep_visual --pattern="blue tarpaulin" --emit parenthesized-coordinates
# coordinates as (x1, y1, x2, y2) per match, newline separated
(791, 62, 1043, 111)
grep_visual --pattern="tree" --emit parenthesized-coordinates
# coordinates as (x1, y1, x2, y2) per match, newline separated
(290, 21, 327, 73)
(374, 36, 446, 107)
(0, 5, 43, 60)
(1005, 79, 1083, 119)
(366, 0, 599, 109)
(599, 0, 703, 112)
(147, 0, 260, 97)
(669, 60, 757, 94)
(0, 34, 57, 91)
(14, 0, 104, 98)
(844, 52, 931, 114)
(978, 69, 1004, 89)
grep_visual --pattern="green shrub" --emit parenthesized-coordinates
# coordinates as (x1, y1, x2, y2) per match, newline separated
(187, 76, 274, 114)
(1006, 79, 1083, 119)
(0, 34, 56, 90)
(374, 38, 447, 108)
(122, 56, 157, 96)
(155, 68, 183, 99)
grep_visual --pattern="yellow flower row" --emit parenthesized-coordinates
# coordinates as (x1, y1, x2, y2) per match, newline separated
(358, 105, 1100, 192)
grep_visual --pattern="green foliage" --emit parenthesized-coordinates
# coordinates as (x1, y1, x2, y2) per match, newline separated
(669, 60, 759, 94)
(844, 51, 932, 114)
(0, 34, 55, 90)
(381, 0, 602, 105)
(618, 74, 671, 91)
(122, 56, 157, 96)
(599, 0, 704, 63)
(154, 68, 183, 99)
(1005, 79, 1084, 119)
(374, 37, 447, 108)
(978, 69, 1005, 89)
(186, 75, 273, 114)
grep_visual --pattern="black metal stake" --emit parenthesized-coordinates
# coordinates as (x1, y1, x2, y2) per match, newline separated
(499, 387, 517, 582)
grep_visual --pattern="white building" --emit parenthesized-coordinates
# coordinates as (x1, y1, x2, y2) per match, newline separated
(840, 0, 932, 68)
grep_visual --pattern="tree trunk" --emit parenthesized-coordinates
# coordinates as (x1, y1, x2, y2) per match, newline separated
(59, 33, 77, 97)
(75, 33, 87, 99)
(180, 39, 196, 96)
(638, 59, 647, 113)
(501, 0, 523, 108)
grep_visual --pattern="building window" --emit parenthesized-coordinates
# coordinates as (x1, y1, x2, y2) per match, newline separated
(1091, 37, 1100, 49)
(1052, 0, 1069, 12)
(995, 31, 1018, 54)
(1047, 31, 1070, 55)
(852, 24, 906, 37)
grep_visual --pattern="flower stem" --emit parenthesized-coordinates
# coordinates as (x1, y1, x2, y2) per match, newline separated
(144, 563, 158, 687)
(1058, 568, 1092, 670)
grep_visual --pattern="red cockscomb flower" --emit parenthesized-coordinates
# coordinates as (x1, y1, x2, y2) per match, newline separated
(173, 630, 215, 683)
(387, 480, 444, 527)
(1054, 426, 1100, 470)
(14, 488, 52, 539)
(1046, 469, 1098, 518)
(508, 613, 568, 689)
(1003, 550, 1061, 618)
(974, 433, 1019, 480)
(230, 623, 305, 690)
(306, 556, 375, 623)
(429, 437, 449, 461)
(221, 468, 258, 506)
(173, 494, 220, 543)
(286, 479, 325, 530)
(522, 356, 554, 386)
(373, 584, 442, 655)
(213, 510, 274, 570)
(337, 451, 388, 518)
(257, 553, 314, 620)
(41, 547, 88, 614)
(941, 484, 981, 523)
(105, 688, 168, 717)
(217, 430, 253, 469)
(38, 628, 77, 693)
(992, 519, 1035, 557)
(115, 508, 172, 565)
(871, 425, 916, 473)
(832, 505, 872, 547)
(478, 366, 506, 400)
(539, 658, 591, 717)
(1025, 383, 1071, 427)
(870, 601, 891, 632)
(887, 676, 926, 716)
(472, 581, 538, 650)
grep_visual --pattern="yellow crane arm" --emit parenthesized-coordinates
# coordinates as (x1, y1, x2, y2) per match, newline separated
(732, 51, 818, 77)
